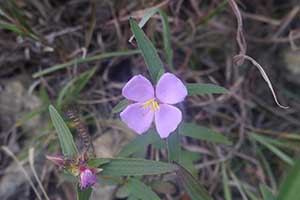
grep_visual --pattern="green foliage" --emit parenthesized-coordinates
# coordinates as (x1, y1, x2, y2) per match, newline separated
(222, 164, 232, 200)
(179, 150, 200, 177)
(176, 163, 213, 200)
(57, 68, 96, 109)
(250, 133, 294, 165)
(33, 50, 140, 78)
(48, 105, 78, 157)
(128, 178, 160, 200)
(186, 83, 228, 95)
(129, 19, 165, 83)
(91, 158, 177, 176)
(159, 10, 173, 69)
(260, 184, 275, 200)
(276, 157, 300, 200)
(112, 99, 130, 113)
(167, 130, 181, 162)
(77, 185, 92, 200)
(118, 129, 161, 157)
(179, 123, 232, 145)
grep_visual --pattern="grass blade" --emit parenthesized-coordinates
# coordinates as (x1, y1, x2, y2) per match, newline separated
(49, 105, 78, 157)
(159, 10, 173, 69)
(179, 123, 232, 145)
(186, 83, 228, 95)
(130, 19, 165, 83)
(250, 133, 294, 166)
(33, 50, 140, 78)
(276, 157, 300, 200)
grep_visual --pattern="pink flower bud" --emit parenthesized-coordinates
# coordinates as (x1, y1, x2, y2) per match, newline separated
(46, 155, 65, 166)
(79, 166, 97, 189)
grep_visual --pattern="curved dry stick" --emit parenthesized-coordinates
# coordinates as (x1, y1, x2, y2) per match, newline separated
(234, 54, 289, 109)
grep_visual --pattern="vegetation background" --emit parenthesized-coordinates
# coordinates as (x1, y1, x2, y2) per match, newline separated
(0, 0, 300, 199)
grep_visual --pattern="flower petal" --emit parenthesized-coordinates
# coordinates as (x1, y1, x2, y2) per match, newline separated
(122, 75, 154, 102)
(155, 104, 182, 138)
(156, 73, 187, 104)
(120, 103, 154, 134)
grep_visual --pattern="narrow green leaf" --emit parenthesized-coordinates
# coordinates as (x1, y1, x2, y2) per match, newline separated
(159, 10, 173, 69)
(276, 157, 300, 200)
(49, 105, 78, 157)
(0, 20, 24, 34)
(87, 158, 111, 167)
(57, 68, 96, 108)
(128, 178, 160, 200)
(98, 158, 178, 176)
(33, 50, 140, 78)
(176, 163, 213, 200)
(118, 129, 160, 157)
(112, 99, 130, 113)
(77, 185, 92, 200)
(222, 164, 232, 200)
(129, 7, 159, 42)
(186, 83, 228, 95)
(250, 133, 294, 166)
(179, 123, 232, 145)
(260, 184, 275, 200)
(130, 19, 165, 83)
(167, 130, 180, 162)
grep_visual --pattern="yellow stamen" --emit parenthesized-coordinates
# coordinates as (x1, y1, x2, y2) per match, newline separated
(143, 98, 160, 111)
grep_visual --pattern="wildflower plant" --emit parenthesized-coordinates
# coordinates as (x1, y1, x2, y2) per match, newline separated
(47, 11, 229, 200)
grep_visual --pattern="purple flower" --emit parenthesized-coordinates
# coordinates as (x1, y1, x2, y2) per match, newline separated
(79, 166, 97, 189)
(120, 73, 187, 138)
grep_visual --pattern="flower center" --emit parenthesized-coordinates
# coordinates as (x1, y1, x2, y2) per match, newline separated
(143, 98, 160, 111)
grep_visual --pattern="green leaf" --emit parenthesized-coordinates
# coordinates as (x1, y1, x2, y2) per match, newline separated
(77, 185, 92, 200)
(118, 129, 160, 157)
(49, 105, 78, 157)
(167, 130, 180, 162)
(33, 50, 140, 78)
(250, 133, 294, 166)
(0, 20, 24, 35)
(57, 68, 96, 109)
(179, 123, 232, 145)
(128, 178, 160, 200)
(112, 99, 130, 113)
(98, 158, 178, 176)
(176, 163, 213, 200)
(222, 164, 232, 200)
(129, 19, 165, 83)
(129, 7, 159, 43)
(260, 184, 275, 200)
(87, 158, 111, 167)
(159, 10, 173, 69)
(276, 157, 300, 200)
(186, 83, 228, 95)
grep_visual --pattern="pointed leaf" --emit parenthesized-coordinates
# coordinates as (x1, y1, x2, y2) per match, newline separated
(130, 19, 165, 83)
(167, 130, 180, 162)
(186, 83, 228, 95)
(97, 158, 177, 176)
(260, 184, 275, 200)
(49, 105, 78, 157)
(179, 123, 232, 145)
(128, 178, 160, 200)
